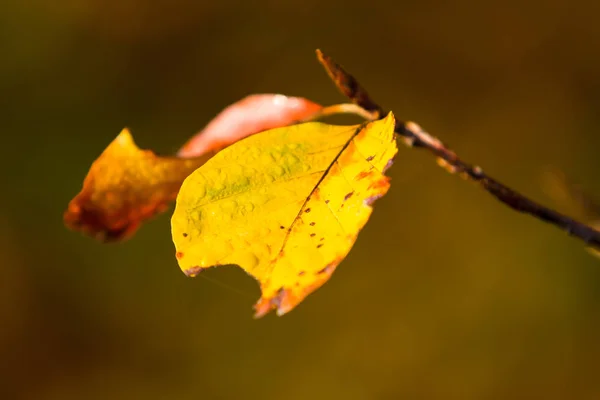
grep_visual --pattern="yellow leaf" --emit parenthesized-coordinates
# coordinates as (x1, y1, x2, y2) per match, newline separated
(171, 113, 397, 317)
(64, 128, 210, 241)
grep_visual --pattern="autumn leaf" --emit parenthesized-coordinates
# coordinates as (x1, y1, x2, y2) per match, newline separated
(171, 112, 397, 317)
(64, 95, 323, 242)
(64, 128, 211, 241)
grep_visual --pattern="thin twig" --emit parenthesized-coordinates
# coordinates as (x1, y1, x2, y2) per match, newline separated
(316, 49, 600, 251)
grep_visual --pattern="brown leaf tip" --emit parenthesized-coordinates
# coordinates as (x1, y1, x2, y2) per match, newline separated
(364, 194, 383, 207)
(253, 287, 291, 318)
(184, 266, 204, 277)
(63, 200, 139, 243)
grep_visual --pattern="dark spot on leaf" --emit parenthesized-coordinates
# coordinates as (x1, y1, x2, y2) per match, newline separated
(366, 155, 375, 161)
(325, 200, 330, 204)
(320, 237, 324, 241)
(367, 177, 390, 193)
(344, 191, 354, 201)
(176, 251, 184, 260)
(310, 222, 315, 226)
(304, 208, 311, 213)
(310, 233, 316, 237)
(313, 188, 321, 200)
(357, 171, 372, 180)
(317, 243, 323, 249)
(280, 225, 285, 229)
(316, 263, 333, 274)
(298, 271, 306, 276)
(182, 232, 188, 238)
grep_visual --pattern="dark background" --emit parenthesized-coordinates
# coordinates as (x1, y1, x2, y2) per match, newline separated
(3, 0, 600, 398)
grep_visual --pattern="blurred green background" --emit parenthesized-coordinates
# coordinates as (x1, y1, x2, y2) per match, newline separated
(3, 0, 600, 398)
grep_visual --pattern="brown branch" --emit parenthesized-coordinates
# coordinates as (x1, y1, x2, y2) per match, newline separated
(316, 49, 600, 251)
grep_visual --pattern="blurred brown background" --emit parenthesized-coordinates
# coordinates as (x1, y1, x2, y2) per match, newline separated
(3, 0, 600, 399)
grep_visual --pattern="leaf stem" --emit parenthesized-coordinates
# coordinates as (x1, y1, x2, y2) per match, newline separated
(299, 103, 378, 122)
(316, 49, 600, 251)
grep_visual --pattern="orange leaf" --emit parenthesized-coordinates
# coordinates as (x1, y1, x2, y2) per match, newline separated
(64, 129, 211, 241)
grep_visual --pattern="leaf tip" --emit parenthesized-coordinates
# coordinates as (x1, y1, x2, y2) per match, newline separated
(383, 110, 396, 124)
(115, 127, 135, 146)
(183, 266, 204, 277)
(63, 199, 140, 243)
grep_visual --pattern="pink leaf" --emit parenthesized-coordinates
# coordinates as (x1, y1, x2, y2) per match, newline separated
(178, 94, 322, 157)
